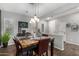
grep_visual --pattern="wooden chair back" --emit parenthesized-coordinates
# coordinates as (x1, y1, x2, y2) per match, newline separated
(13, 38, 22, 55)
(35, 38, 50, 55)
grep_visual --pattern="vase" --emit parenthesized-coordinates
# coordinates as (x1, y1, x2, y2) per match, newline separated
(3, 42, 8, 48)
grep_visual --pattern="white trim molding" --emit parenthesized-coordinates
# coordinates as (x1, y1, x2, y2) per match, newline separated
(65, 41, 79, 46)
(54, 45, 64, 51)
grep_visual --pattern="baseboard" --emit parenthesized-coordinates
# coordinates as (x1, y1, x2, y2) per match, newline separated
(8, 42, 15, 46)
(54, 45, 64, 51)
(65, 41, 79, 46)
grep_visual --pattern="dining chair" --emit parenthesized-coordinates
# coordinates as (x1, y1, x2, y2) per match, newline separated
(13, 38, 24, 56)
(42, 34, 48, 37)
(34, 38, 50, 56)
(13, 38, 37, 56)
(13, 38, 30, 56)
(50, 38, 55, 56)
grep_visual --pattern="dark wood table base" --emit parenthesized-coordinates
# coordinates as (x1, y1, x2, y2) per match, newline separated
(50, 38, 54, 56)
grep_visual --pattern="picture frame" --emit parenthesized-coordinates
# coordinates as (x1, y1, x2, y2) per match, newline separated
(18, 21, 28, 28)
(66, 23, 71, 28)
(71, 24, 79, 32)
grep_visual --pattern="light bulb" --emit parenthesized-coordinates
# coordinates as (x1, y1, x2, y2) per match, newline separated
(29, 20, 32, 23)
(31, 18, 35, 23)
(34, 16, 39, 22)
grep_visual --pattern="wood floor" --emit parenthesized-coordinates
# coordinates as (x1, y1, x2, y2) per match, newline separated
(53, 42, 79, 56)
(0, 42, 79, 56)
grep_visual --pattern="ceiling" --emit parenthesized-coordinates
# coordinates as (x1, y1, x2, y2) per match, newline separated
(0, 3, 79, 20)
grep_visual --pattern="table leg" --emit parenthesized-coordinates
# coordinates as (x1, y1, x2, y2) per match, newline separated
(50, 39, 54, 56)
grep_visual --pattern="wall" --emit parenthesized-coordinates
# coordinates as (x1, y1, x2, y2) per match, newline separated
(48, 19, 66, 35)
(48, 19, 65, 50)
(1, 10, 30, 45)
(57, 12, 79, 45)
(48, 12, 79, 50)
(1, 10, 47, 45)
(48, 20, 56, 34)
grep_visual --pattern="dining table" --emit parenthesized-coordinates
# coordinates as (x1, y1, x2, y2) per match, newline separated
(19, 36, 54, 56)
(0, 36, 54, 56)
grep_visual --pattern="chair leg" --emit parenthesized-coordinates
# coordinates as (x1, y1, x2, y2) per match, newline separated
(29, 50, 33, 56)
(46, 51, 48, 56)
(16, 51, 20, 56)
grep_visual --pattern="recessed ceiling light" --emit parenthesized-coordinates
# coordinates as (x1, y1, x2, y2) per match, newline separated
(46, 17, 52, 20)
(47, 17, 50, 20)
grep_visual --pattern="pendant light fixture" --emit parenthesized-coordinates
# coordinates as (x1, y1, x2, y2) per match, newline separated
(29, 3, 39, 23)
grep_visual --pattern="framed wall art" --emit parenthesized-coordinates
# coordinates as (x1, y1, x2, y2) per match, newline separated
(71, 24, 79, 32)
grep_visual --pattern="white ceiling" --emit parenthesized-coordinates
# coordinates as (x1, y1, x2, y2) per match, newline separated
(0, 3, 79, 20)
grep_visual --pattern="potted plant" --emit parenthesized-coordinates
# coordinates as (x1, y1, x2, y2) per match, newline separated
(1, 32, 10, 48)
